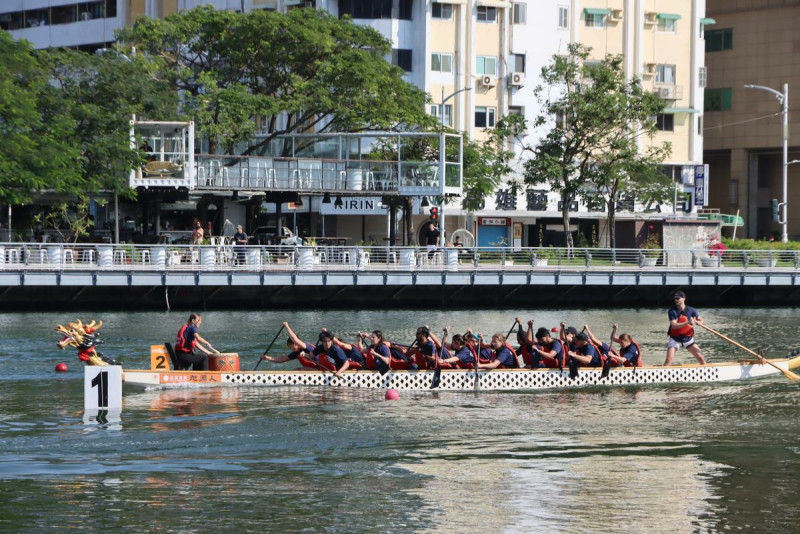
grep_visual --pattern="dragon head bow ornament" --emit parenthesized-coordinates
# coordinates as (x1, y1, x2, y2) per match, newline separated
(55, 319, 117, 366)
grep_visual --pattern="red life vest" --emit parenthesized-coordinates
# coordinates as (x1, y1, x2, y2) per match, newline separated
(583, 340, 607, 368)
(174, 323, 196, 353)
(537, 341, 564, 368)
(669, 309, 695, 339)
(520, 344, 535, 366)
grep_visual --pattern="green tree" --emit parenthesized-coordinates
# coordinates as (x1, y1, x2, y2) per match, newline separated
(38, 47, 178, 195)
(0, 32, 83, 206)
(117, 6, 430, 155)
(521, 43, 671, 248)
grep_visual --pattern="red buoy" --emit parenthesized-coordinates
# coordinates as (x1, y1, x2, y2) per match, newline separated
(385, 388, 400, 401)
(551, 327, 559, 333)
(55, 362, 68, 373)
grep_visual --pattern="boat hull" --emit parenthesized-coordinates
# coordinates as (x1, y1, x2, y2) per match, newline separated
(123, 355, 800, 391)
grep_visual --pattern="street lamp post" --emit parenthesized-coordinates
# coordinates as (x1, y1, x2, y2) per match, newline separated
(744, 83, 789, 242)
(438, 86, 471, 244)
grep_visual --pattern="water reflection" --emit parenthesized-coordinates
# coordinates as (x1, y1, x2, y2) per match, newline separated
(1, 310, 800, 532)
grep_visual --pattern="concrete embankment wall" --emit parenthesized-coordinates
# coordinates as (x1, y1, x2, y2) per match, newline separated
(2, 283, 798, 311)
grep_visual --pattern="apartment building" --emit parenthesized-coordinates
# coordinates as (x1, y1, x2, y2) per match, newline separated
(703, 0, 800, 240)
(2, 0, 708, 247)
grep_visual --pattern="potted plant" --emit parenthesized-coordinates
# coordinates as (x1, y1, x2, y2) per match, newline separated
(753, 250, 778, 268)
(531, 247, 554, 267)
(639, 233, 661, 267)
(701, 241, 726, 267)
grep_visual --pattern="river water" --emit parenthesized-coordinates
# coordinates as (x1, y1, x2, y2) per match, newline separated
(1, 308, 799, 533)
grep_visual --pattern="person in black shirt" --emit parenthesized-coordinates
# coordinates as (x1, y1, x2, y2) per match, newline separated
(233, 224, 248, 265)
(424, 221, 440, 259)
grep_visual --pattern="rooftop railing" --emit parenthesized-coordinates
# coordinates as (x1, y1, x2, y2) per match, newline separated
(0, 243, 797, 272)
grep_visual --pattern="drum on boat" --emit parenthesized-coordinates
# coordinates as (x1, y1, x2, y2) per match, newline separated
(208, 353, 240, 372)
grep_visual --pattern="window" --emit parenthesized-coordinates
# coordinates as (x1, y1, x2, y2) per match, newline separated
(705, 88, 732, 112)
(512, 53, 526, 73)
(339, 0, 393, 19)
(430, 104, 453, 126)
(699, 66, 707, 88)
(513, 3, 526, 24)
(656, 64, 676, 85)
(657, 18, 676, 33)
(656, 114, 674, 131)
(476, 56, 497, 76)
(52, 4, 78, 24)
(477, 6, 497, 23)
(705, 28, 733, 52)
(392, 49, 412, 72)
(558, 6, 569, 29)
(585, 13, 605, 28)
(475, 106, 496, 128)
(398, 0, 412, 20)
(432, 3, 452, 20)
(431, 53, 453, 73)
(106, 0, 117, 17)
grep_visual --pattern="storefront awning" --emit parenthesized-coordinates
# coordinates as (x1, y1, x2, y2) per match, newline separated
(657, 13, 682, 21)
(664, 107, 699, 114)
(476, 0, 511, 8)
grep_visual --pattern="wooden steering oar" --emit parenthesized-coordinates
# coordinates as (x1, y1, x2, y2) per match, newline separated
(697, 323, 799, 381)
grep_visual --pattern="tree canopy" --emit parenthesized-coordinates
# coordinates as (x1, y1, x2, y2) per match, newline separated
(0, 32, 82, 205)
(0, 32, 175, 207)
(520, 43, 672, 248)
(117, 6, 431, 155)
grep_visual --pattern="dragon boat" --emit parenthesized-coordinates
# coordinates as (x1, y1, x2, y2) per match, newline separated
(56, 318, 800, 392)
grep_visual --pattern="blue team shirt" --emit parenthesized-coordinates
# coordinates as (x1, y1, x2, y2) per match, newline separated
(621, 344, 639, 364)
(454, 346, 475, 364)
(286, 342, 315, 360)
(313, 345, 348, 368)
(182, 324, 198, 347)
(343, 345, 366, 364)
(419, 340, 436, 357)
(576, 343, 602, 367)
(495, 346, 516, 367)
(372, 344, 390, 359)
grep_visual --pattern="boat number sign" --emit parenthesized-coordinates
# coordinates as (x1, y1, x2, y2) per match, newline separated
(84, 366, 122, 410)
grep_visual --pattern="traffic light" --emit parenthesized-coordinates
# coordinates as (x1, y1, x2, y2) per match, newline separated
(771, 199, 780, 222)
(429, 207, 439, 221)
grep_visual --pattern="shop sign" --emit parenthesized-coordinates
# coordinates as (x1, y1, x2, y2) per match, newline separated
(478, 217, 511, 226)
(694, 165, 707, 206)
(320, 197, 388, 215)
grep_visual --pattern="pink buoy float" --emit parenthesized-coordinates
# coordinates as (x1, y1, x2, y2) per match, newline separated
(385, 389, 400, 401)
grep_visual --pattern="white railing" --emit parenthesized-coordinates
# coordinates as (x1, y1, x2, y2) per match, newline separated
(0, 243, 797, 272)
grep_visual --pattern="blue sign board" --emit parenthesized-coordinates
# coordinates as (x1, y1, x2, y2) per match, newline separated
(694, 165, 706, 206)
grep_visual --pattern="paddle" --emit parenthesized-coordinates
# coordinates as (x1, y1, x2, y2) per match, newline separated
(697, 323, 800, 381)
(474, 333, 483, 392)
(430, 328, 445, 389)
(505, 318, 520, 342)
(253, 324, 286, 370)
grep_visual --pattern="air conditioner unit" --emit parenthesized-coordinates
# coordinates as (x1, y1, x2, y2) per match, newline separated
(510, 72, 525, 86)
(610, 8, 623, 21)
(658, 87, 675, 99)
(643, 63, 657, 75)
(479, 75, 495, 87)
(644, 12, 657, 24)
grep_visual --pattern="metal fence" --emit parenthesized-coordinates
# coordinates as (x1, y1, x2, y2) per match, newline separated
(1, 243, 798, 272)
